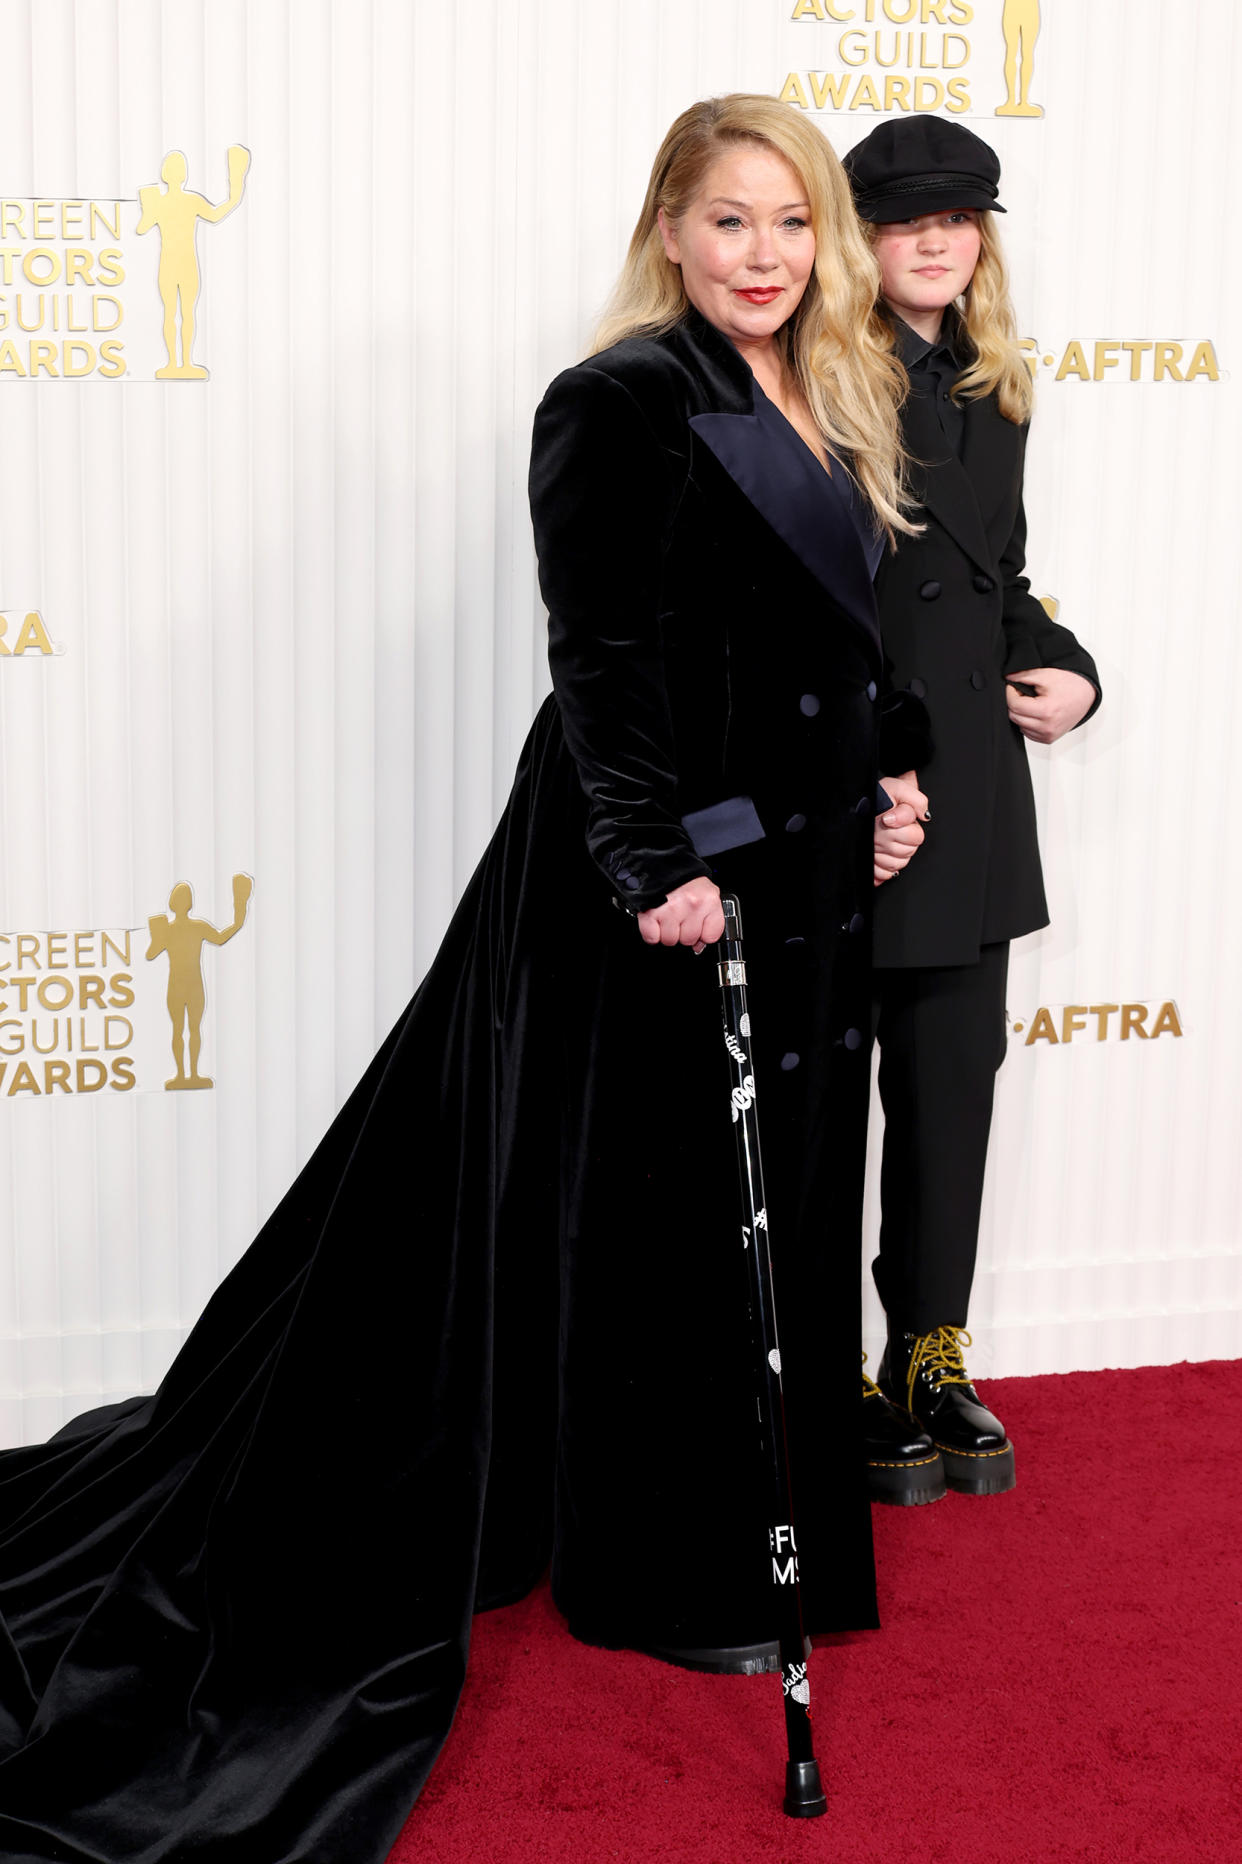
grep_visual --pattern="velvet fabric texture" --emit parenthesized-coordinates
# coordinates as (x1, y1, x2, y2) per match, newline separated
(872, 327, 1100, 968)
(0, 313, 921, 1861)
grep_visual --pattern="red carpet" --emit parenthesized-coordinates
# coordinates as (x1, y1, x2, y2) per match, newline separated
(391, 1360, 1242, 1862)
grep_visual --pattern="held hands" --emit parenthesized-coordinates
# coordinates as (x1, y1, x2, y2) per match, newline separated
(636, 877, 725, 953)
(874, 771, 929, 887)
(1006, 667, 1096, 744)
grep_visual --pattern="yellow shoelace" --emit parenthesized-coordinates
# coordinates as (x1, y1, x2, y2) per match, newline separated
(905, 1326, 974, 1413)
(861, 1351, 883, 1400)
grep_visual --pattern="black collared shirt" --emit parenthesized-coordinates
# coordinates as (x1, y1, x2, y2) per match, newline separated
(893, 314, 965, 457)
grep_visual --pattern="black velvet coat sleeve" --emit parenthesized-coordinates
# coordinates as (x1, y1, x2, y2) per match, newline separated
(530, 366, 710, 911)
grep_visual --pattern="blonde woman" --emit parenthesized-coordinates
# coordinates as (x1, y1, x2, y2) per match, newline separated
(843, 118, 1100, 1505)
(0, 98, 925, 1858)
(530, 89, 930, 1670)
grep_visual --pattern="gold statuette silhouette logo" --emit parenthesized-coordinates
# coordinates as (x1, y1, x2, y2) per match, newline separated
(136, 147, 250, 379)
(146, 875, 252, 1090)
(996, 0, 1043, 117)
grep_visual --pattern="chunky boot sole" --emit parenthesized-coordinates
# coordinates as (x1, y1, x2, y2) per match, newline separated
(937, 1438, 1016, 1496)
(866, 1450, 947, 1506)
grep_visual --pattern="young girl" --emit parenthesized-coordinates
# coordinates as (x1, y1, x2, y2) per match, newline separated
(843, 118, 1100, 1504)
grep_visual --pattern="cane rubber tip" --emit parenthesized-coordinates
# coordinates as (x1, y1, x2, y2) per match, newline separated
(783, 1758, 827, 1818)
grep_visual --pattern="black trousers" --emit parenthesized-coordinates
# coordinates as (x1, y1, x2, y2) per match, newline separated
(870, 941, 1009, 1334)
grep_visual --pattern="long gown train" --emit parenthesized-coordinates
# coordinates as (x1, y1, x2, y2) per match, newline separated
(0, 695, 876, 1863)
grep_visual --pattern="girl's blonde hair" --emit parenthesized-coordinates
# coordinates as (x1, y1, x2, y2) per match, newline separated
(590, 94, 916, 540)
(951, 211, 1034, 422)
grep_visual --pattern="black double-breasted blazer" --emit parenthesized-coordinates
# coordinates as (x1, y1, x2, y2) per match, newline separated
(530, 310, 926, 919)
(873, 367, 1100, 968)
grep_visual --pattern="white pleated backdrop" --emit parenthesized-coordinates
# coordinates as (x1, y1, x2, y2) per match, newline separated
(0, 0, 1238, 1442)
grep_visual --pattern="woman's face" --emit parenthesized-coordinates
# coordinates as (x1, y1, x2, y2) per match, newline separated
(658, 145, 816, 355)
(871, 209, 982, 337)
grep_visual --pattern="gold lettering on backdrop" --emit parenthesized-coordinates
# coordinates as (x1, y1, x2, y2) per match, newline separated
(1090, 1004, 1120, 1041)
(813, 72, 852, 107)
(1060, 1005, 1089, 1043)
(135, 147, 249, 379)
(1055, 342, 1091, 382)
(145, 876, 252, 1089)
(0, 338, 125, 377)
(780, 66, 968, 112)
(996, 0, 1042, 116)
(1027, 340, 1221, 383)
(0, 193, 127, 377)
(1012, 1001, 1184, 1047)
(1093, 341, 1121, 381)
(783, 0, 1001, 115)
(1153, 342, 1184, 382)
(0, 906, 254, 1096)
(1149, 1003, 1183, 1039)
(0, 929, 135, 1095)
(0, 611, 59, 656)
(1184, 342, 1220, 381)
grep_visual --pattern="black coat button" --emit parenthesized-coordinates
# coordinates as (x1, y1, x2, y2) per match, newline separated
(799, 693, 821, 717)
(919, 580, 941, 600)
(973, 572, 995, 593)
(866, 680, 878, 702)
(780, 1052, 801, 1071)
(854, 795, 872, 816)
(848, 912, 865, 935)
(785, 812, 807, 834)
(909, 677, 927, 698)
(970, 669, 985, 690)
(843, 1028, 863, 1051)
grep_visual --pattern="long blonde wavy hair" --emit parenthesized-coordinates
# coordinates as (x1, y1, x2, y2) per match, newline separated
(590, 95, 916, 540)
(952, 212, 1034, 422)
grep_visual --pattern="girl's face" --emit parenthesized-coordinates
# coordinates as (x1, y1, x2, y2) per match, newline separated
(871, 209, 982, 338)
(658, 145, 817, 357)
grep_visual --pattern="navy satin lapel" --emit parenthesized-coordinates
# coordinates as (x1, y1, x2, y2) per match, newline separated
(901, 387, 992, 574)
(689, 407, 880, 649)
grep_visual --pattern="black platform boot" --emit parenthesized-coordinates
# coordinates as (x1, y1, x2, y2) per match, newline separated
(878, 1328, 1015, 1496)
(862, 1355, 946, 1506)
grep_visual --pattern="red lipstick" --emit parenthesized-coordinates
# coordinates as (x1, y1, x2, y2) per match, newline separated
(735, 287, 782, 304)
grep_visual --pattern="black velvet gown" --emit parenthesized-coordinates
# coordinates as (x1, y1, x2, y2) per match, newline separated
(0, 313, 924, 1862)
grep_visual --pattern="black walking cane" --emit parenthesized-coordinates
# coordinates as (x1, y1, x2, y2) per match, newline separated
(715, 891, 826, 1819)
